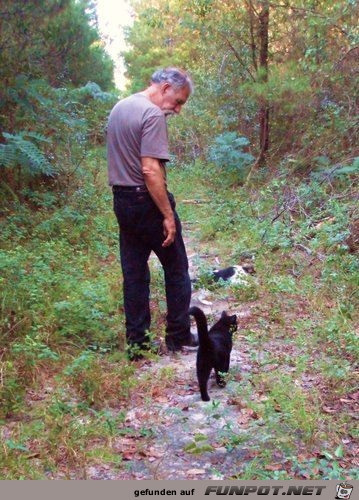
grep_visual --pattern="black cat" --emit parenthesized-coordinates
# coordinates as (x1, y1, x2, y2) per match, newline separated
(189, 306, 237, 401)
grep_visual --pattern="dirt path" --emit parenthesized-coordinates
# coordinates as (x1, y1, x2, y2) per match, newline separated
(87, 224, 258, 480)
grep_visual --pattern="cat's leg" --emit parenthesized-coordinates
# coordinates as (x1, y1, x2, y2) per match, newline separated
(215, 357, 230, 387)
(215, 369, 227, 387)
(197, 360, 212, 401)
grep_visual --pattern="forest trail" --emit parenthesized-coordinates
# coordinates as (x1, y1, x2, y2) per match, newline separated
(87, 222, 260, 480)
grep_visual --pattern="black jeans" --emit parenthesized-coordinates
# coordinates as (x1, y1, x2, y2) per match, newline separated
(113, 188, 192, 350)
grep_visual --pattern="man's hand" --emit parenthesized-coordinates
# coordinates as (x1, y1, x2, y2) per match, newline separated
(162, 215, 176, 247)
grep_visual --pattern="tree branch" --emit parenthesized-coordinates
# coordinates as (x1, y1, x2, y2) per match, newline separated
(220, 34, 256, 81)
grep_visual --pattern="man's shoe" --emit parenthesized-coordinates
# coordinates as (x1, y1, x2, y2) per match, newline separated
(166, 333, 199, 352)
(182, 333, 199, 348)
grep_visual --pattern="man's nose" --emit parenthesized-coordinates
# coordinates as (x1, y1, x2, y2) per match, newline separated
(174, 104, 182, 114)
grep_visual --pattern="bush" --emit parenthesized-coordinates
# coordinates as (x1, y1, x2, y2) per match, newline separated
(207, 132, 254, 181)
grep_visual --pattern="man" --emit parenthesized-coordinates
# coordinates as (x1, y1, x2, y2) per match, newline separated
(107, 67, 197, 359)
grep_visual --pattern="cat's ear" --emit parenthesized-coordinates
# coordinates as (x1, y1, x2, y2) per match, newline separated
(221, 311, 228, 319)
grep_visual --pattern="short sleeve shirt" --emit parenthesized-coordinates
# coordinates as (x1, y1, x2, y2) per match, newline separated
(107, 93, 170, 186)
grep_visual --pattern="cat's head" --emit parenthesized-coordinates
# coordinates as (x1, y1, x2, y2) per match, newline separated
(221, 311, 237, 334)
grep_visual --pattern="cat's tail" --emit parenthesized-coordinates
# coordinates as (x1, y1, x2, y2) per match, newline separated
(189, 306, 210, 350)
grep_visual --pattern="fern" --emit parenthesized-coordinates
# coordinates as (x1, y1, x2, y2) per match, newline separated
(0, 132, 54, 176)
(6, 77, 53, 119)
(25, 132, 51, 143)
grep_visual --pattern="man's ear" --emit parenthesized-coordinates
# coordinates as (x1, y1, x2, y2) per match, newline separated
(161, 82, 171, 94)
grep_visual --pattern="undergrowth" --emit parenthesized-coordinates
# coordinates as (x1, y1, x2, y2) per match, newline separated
(170, 159, 358, 479)
(0, 152, 357, 479)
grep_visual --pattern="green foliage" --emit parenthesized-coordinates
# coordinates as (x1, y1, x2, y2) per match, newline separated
(207, 132, 254, 180)
(0, 132, 53, 176)
(0, 0, 114, 91)
(123, 0, 357, 166)
(184, 434, 214, 454)
(291, 455, 359, 480)
(1, 151, 358, 478)
(0, 0, 116, 200)
(0, 78, 116, 198)
(12, 336, 59, 364)
(311, 157, 359, 182)
(74, 82, 115, 102)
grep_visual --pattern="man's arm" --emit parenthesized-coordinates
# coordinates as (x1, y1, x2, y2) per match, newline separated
(141, 156, 176, 247)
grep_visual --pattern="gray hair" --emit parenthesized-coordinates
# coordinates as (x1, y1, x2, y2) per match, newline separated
(151, 67, 193, 93)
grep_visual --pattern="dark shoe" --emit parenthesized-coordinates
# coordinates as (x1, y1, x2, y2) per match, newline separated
(182, 333, 199, 348)
(166, 333, 199, 352)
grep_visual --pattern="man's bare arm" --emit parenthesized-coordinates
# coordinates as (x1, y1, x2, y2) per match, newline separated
(141, 157, 176, 247)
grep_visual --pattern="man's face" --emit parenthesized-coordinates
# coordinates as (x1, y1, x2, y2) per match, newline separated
(160, 84, 190, 115)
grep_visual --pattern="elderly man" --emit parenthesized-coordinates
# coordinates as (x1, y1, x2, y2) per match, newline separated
(107, 67, 197, 359)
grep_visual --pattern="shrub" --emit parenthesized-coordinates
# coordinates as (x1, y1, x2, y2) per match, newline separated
(207, 132, 254, 182)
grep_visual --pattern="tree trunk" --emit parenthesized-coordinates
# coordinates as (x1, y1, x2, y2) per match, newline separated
(257, 0, 270, 166)
(245, 0, 258, 72)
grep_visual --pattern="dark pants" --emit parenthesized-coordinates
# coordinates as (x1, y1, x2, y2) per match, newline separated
(113, 188, 192, 350)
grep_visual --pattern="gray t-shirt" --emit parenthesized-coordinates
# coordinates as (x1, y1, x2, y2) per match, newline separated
(107, 93, 170, 186)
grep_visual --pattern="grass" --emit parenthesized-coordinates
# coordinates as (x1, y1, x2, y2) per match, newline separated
(0, 150, 358, 479)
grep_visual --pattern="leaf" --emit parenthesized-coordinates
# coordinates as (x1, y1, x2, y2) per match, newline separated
(122, 450, 136, 461)
(187, 468, 206, 475)
(0, 132, 54, 175)
(5, 440, 29, 452)
(265, 464, 283, 471)
(334, 445, 344, 458)
(26, 453, 41, 459)
(24, 131, 52, 143)
(155, 396, 168, 403)
(194, 434, 208, 442)
(322, 406, 336, 413)
(237, 408, 259, 426)
(146, 447, 165, 459)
